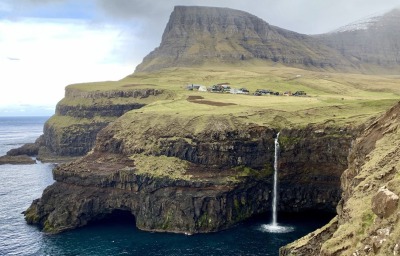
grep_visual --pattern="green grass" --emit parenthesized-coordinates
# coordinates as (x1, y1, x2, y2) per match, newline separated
(130, 154, 192, 180)
(46, 115, 116, 129)
(60, 65, 399, 128)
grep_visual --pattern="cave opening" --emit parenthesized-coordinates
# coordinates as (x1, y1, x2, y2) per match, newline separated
(88, 209, 136, 227)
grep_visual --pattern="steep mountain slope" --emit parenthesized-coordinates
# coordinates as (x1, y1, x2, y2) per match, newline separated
(281, 102, 400, 255)
(135, 6, 351, 72)
(317, 9, 400, 71)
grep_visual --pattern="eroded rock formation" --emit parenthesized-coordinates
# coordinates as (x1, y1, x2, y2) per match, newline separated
(25, 110, 356, 234)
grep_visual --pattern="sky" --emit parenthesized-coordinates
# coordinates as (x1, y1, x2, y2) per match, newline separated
(0, 0, 399, 116)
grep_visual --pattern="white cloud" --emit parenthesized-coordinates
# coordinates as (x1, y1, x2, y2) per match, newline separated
(0, 18, 137, 114)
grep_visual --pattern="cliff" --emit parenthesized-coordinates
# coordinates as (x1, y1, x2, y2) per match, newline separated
(135, 6, 351, 72)
(34, 84, 164, 161)
(280, 102, 400, 255)
(24, 109, 356, 234)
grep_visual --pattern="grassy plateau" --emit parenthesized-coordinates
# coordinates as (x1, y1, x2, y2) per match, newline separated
(65, 65, 400, 129)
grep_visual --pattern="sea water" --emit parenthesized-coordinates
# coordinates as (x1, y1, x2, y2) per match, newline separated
(0, 116, 333, 256)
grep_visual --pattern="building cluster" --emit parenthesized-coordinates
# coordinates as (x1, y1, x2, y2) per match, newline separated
(186, 83, 307, 97)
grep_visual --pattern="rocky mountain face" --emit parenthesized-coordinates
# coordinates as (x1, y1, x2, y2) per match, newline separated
(135, 6, 351, 72)
(316, 9, 400, 71)
(24, 110, 356, 234)
(280, 102, 400, 256)
(136, 6, 400, 74)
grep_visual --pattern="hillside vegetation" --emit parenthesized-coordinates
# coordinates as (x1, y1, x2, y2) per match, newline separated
(67, 65, 400, 128)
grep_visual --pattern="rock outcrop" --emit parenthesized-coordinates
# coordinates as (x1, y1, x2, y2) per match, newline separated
(0, 155, 36, 165)
(25, 109, 356, 234)
(6, 143, 39, 157)
(371, 187, 399, 219)
(280, 102, 400, 256)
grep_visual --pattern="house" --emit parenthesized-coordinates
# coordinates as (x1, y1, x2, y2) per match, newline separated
(221, 84, 231, 92)
(186, 84, 202, 90)
(198, 86, 207, 92)
(254, 89, 274, 96)
(293, 91, 306, 96)
(238, 88, 249, 94)
(210, 84, 224, 92)
(230, 88, 249, 94)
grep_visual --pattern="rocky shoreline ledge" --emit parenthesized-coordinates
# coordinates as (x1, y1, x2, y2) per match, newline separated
(0, 155, 35, 165)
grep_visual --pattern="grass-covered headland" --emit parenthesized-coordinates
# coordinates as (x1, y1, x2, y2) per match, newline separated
(66, 65, 400, 129)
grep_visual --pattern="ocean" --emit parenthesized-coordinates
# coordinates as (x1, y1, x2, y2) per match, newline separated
(0, 116, 332, 256)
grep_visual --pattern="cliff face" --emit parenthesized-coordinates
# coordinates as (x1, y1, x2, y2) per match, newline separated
(25, 152, 272, 234)
(135, 6, 351, 72)
(37, 87, 162, 160)
(280, 102, 400, 256)
(279, 126, 354, 212)
(25, 109, 356, 234)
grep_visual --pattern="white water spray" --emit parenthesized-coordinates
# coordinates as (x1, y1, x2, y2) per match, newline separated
(260, 132, 294, 233)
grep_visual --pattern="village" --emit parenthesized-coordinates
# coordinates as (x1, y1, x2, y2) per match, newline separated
(186, 83, 307, 97)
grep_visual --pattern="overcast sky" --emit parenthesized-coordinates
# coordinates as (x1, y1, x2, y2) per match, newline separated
(0, 0, 399, 116)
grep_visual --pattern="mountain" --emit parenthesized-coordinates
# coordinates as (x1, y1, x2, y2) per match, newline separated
(136, 6, 400, 74)
(135, 6, 351, 72)
(316, 9, 400, 70)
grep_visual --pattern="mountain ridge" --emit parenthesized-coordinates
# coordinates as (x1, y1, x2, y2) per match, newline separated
(316, 8, 400, 70)
(135, 6, 352, 73)
(135, 6, 400, 74)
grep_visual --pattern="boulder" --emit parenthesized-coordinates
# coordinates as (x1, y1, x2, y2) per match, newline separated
(371, 187, 399, 218)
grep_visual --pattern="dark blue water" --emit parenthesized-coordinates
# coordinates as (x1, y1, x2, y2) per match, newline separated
(0, 116, 333, 256)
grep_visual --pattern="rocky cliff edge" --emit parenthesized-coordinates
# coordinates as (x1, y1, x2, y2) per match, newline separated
(280, 102, 400, 255)
(24, 108, 355, 234)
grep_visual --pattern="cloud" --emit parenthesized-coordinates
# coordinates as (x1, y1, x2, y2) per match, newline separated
(0, 18, 134, 112)
(97, 0, 160, 19)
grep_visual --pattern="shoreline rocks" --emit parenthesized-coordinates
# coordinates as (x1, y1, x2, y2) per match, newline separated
(0, 155, 36, 165)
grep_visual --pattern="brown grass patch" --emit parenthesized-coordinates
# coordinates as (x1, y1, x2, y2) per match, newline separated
(187, 95, 236, 107)
(187, 96, 204, 101)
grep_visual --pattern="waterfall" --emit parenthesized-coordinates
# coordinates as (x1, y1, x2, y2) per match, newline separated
(272, 132, 280, 226)
(260, 132, 293, 233)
